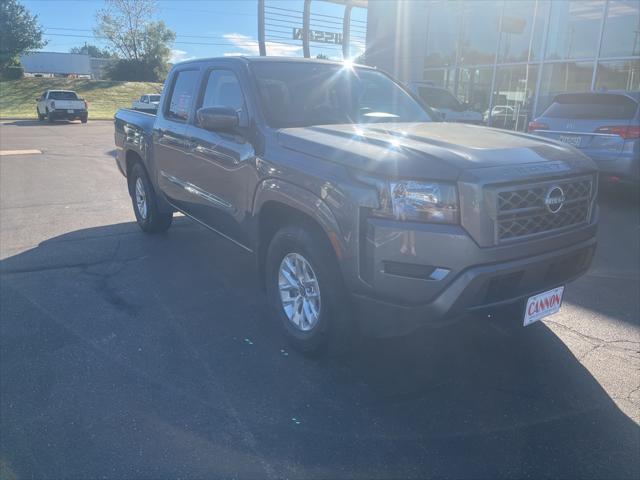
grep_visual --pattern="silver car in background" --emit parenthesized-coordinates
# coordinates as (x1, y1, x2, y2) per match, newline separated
(528, 92, 640, 188)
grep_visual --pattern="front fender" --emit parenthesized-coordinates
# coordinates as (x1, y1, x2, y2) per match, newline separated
(252, 179, 347, 258)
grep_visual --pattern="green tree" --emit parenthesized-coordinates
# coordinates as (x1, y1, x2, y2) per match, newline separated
(69, 44, 113, 58)
(0, 0, 46, 70)
(95, 0, 175, 81)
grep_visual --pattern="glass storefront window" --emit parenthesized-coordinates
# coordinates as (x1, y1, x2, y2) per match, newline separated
(425, 1, 460, 67)
(492, 65, 539, 131)
(457, 67, 493, 117)
(418, 0, 637, 129)
(545, 0, 605, 60)
(537, 61, 595, 114)
(595, 60, 640, 90)
(459, 1, 502, 65)
(600, 0, 640, 58)
(498, 0, 549, 63)
(423, 69, 456, 89)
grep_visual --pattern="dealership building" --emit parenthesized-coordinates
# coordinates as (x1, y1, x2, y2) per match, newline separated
(364, 0, 639, 130)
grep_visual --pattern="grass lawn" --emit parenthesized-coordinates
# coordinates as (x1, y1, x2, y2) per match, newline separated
(0, 77, 163, 120)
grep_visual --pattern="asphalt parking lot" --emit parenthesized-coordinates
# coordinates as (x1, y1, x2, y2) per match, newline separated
(1, 120, 638, 479)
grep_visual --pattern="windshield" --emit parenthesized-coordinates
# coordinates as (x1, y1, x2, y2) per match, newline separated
(48, 91, 78, 100)
(417, 86, 462, 111)
(251, 62, 431, 128)
(149, 95, 161, 102)
(544, 93, 638, 120)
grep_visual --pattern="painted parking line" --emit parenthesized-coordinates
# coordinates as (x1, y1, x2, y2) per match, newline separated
(0, 149, 42, 156)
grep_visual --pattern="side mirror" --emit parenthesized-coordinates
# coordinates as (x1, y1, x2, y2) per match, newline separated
(35, 97, 40, 102)
(197, 106, 239, 132)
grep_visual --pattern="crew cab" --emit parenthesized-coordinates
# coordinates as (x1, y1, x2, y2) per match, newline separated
(114, 57, 598, 353)
(36, 90, 88, 123)
(132, 94, 161, 112)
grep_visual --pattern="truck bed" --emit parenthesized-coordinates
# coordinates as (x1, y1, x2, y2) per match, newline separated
(114, 108, 156, 154)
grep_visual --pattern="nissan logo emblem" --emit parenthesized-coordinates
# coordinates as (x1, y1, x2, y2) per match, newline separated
(545, 186, 566, 214)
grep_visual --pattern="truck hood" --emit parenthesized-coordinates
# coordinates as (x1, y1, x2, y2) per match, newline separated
(277, 122, 596, 180)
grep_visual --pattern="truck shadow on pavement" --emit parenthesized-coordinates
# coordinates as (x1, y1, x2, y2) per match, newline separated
(3, 119, 84, 127)
(1, 219, 638, 479)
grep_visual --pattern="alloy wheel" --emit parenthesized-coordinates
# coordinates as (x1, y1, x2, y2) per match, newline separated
(278, 252, 321, 331)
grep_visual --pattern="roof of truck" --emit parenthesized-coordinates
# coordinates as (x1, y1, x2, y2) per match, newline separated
(175, 56, 375, 69)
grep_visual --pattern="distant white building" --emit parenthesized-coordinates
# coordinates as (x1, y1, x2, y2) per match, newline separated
(20, 52, 92, 77)
(20, 52, 116, 79)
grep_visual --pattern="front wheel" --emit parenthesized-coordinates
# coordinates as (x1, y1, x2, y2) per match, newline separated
(265, 225, 353, 355)
(46, 110, 54, 123)
(129, 162, 172, 233)
(36, 109, 44, 121)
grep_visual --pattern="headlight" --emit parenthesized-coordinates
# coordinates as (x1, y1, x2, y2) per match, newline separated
(360, 176, 459, 224)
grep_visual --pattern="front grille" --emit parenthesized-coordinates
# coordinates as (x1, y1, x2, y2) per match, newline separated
(495, 177, 593, 242)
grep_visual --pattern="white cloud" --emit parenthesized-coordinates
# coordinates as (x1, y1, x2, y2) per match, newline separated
(222, 33, 301, 57)
(169, 49, 195, 64)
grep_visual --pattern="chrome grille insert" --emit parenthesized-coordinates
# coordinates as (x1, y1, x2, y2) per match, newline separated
(494, 176, 593, 242)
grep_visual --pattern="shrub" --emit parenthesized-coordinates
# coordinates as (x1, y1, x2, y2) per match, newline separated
(106, 58, 169, 82)
(2, 65, 24, 79)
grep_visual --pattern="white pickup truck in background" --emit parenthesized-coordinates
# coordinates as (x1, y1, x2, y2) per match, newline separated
(132, 94, 161, 112)
(36, 90, 88, 123)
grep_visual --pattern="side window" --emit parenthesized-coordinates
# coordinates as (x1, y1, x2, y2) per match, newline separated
(140, 95, 146, 103)
(166, 70, 199, 122)
(199, 70, 246, 116)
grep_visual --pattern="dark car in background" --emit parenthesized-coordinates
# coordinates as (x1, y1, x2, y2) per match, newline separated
(407, 82, 484, 124)
(528, 92, 640, 188)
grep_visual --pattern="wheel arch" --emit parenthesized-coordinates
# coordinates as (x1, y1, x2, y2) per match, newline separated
(254, 180, 346, 290)
(124, 149, 173, 214)
(125, 150, 145, 196)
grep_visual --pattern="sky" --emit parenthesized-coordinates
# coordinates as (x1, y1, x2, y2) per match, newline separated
(22, 0, 368, 62)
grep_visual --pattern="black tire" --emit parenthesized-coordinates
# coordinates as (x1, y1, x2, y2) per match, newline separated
(81, 115, 88, 124)
(129, 162, 172, 233)
(265, 224, 353, 355)
(46, 110, 54, 123)
(36, 109, 44, 121)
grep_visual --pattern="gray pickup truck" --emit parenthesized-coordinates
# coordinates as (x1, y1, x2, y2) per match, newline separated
(114, 57, 598, 353)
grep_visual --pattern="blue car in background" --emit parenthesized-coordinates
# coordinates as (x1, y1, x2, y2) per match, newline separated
(528, 91, 640, 189)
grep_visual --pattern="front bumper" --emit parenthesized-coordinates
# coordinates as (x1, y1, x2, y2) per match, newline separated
(353, 235, 596, 337)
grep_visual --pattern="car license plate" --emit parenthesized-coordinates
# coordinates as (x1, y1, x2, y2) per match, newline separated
(523, 286, 564, 326)
(67, 109, 74, 114)
(558, 135, 581, 147)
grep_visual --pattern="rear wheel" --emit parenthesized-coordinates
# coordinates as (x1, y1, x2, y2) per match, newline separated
(80, 114, 88, 124)
(129, 162, 172, 233)
(265, 224, 353, 355)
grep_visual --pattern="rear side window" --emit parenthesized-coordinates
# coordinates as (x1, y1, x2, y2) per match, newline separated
(166, 70, 199, 121)
(543, 93, 638, 120)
